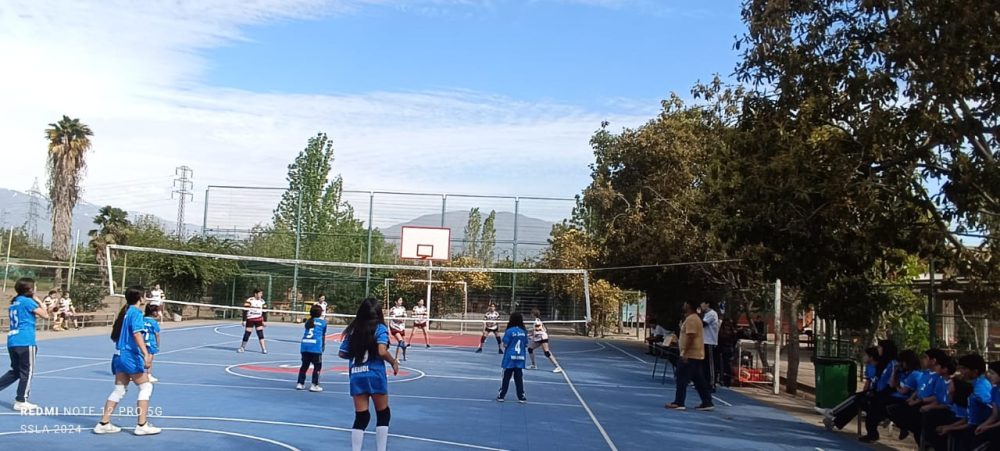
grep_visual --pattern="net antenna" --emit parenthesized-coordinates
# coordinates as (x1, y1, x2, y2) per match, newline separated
(400, 226, 451, 327)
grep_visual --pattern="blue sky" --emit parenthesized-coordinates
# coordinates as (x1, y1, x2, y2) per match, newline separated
(1, 0, 747, 228)
(205, 2, 743, 107)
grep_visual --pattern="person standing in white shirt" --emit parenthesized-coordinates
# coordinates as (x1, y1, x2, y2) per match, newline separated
(147, 285, 165, 320)
(700, 301, 721, 390)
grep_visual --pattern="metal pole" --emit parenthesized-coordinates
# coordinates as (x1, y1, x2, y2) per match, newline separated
(231, 278, 237, 320)
(105, 242, 114, 295)
(120, 252, 128, 291)
(67, 229, 80, 291)
(292, 189, 302, 311)
(440, 194, 447, 227)
(426, 260, 433, 329)
(365, 192, 374, 294)
(1, 228, 12, 295)
(267, 275, 273, 304)
(773, 278, 782, 395)
(928, 259, 936, 347)
(510, 197, 519, 310)
(202, 188, 210, 236)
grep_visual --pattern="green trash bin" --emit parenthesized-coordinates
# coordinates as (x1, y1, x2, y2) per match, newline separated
(813, 357, 857, 408)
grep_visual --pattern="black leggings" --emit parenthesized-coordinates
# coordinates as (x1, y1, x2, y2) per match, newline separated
(298, 352, 322, 385)
(0, 346, 35, 402)
(499, 368, 524, 399)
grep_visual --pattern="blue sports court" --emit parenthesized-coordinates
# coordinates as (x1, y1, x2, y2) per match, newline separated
(0, 322, 869, 450)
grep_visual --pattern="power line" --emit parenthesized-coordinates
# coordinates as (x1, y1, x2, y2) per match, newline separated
(172, 166, 194, 239)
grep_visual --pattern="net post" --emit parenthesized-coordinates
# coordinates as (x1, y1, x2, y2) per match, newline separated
(365, 191, 374, 295)
(105, 242, 115, 295)
(292, 189, 303, 312)
(426, 259, 433, 329)
(773, 278, 782, 395)
(583, 271, 592, 325)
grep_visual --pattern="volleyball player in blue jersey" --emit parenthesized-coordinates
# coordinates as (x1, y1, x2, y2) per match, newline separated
(340, 298, 400, 451)
(497, 312, 528, 403)
(297, 304, 327, 392)
(94, 286, 160, 436)
(142, 304, 161, 383)
(1, 278, 49, 412)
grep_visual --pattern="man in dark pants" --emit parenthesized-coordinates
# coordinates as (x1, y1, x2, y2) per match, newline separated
(700, 301, 720, 390)
(665, 301, 714, 411)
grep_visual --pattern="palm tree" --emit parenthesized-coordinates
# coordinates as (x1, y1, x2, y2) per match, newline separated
(46, 116, 93, 289)
(90, 206, 130, 290)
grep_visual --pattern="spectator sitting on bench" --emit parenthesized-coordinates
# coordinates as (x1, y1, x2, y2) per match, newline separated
(58, 293, 81, 330)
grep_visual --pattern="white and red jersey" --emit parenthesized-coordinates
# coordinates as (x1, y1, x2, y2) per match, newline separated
(389, 306, 407, 331)
(246, 298, 265, 321)
(149, 289, 164, 306)
(532, 318, 548, 342)
(412, 306, 428, 326)
(484, 310, 500, 330)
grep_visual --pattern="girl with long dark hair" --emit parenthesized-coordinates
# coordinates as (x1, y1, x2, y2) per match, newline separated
(0, 278, 49, 412)
(497, 312, 528, 403)
(339, 298, 400, 451)
(94, 286, 160, 436)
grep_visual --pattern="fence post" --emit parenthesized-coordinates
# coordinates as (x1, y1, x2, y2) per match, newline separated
(511, 197, 519, 310)
(291, 189, 302, 311)
(928, 259, 936, 348)
(1, 227, 12, 295)
(202, 188, 210, 236)
(773, 278, 782, 395)
(365, 191, 374, 295)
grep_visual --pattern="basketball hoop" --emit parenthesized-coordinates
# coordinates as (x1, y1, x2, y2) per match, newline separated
(400, 227, 450, 261)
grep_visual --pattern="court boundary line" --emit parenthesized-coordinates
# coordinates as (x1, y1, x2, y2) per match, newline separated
(33, 339, 238, 375)
(0, 412, 510, 450)
(602, 341, 734, 407)
(558, 368, 618, 451)
(0, 427, 302, 451)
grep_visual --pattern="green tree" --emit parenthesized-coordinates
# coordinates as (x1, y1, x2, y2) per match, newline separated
(479, 210, 497, 264)
(45, 115, 93, 289)
(463, 208, 482, 260)
(89, 206, 130, 289)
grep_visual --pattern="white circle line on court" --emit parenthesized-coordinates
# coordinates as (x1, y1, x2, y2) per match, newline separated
(224, 360, 426, 385)
(0, 413, 509, 450)
(0, 426, 300, 450)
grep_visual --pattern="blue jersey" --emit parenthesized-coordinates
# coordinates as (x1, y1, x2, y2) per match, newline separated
(501, 326, 528, 369)
(875, 361, 896, 393)
(116, 306, 146, 355)
(142, 317, 161, 354)
(863, 363, 876, 383)
(893, 370, 921, 399)
(301, 318, 327, 354)
(339, 324, 390, 375)
(967, 375, 994, 425)
(992, 386, 1000, 410)
(935, 377, 951, 406)
(917, 371, 940, 399)
(7, 295, 39, 347)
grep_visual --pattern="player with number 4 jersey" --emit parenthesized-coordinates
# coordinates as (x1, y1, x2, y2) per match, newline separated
(497, 312, 528, 403)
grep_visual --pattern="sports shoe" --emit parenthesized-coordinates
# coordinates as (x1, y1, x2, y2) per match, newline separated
(528, 365, 537, 370)
(93, 422, 121, 434)
(475, 348, 483, 354)
(496, 396, 505, 402)
(695, 403, 715, 411)
(262, 349, 268, 354)
(498, 349, 504, 354)
(309, 384, 323, 392)
(12, 401, 40, 412)
(822, 416, 834, 431)
(236, 347, 245, 353)
(518, 396, 527, 404)
(664, 403, 686, 411)
(295, 383, 305, 390)
(552, 367, 563, 373)
(426, 344, 431, 348)
(133, 422, 162, 436)
(148, 375, 159, 383)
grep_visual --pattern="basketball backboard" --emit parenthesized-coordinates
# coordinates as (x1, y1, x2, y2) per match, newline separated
(400, 226, 451, 261)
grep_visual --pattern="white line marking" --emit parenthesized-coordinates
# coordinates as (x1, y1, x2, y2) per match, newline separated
(0, 427, 302, 451)
(712, 394, 733, 407)
(603, 342, 650, 365)
(0, 412, 510, 450)
(558, 368, 619, 451)
(422, 373, 668, 391)
(34, 339, 237, 375)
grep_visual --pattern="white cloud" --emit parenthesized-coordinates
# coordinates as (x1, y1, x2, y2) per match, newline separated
(0, 0, 651, 229)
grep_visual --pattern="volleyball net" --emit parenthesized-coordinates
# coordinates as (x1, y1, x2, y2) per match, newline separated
(104, 244, 591, 334)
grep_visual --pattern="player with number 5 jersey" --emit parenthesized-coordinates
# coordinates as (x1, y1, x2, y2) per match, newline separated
(497, 312, 529, 403)
(340, 298, 400, 451)
(1, 278, 49, 413)
(297, 304, 327, 392)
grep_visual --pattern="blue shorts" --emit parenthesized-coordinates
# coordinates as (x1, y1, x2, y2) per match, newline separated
(111, 352, 145, 375)
(349, 372, 388, 396)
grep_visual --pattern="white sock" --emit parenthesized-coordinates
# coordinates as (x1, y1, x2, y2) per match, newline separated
(376, 426, 389, 451)
(352, 429, 364, 451)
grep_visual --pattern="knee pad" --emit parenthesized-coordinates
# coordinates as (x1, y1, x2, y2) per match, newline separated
(353, 410, 371, 430)
(242, 331, 252, 342)
(544, 351, 552, 358)
(107, 385, 127, 403)
(528, 348, 534, 354)
(256, 329, 265, 340)
(137, 382, 153, 401)
(376, 407, 391, 427)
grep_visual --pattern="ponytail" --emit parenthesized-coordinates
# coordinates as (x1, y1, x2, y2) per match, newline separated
(110, 286, 146, 342)
(305, 303, 323, 330)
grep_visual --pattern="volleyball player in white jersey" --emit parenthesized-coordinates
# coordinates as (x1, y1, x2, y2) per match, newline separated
(409, 299, 430, 348)
(147, 284, 164, 320)
(237, 288, 268, 354)
(475, 303, 503, 354)
(528, 308, 562, 373)
(388, 298, 408, 361)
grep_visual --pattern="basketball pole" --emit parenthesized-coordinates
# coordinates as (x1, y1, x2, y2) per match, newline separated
(426, 259, 433, 330)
